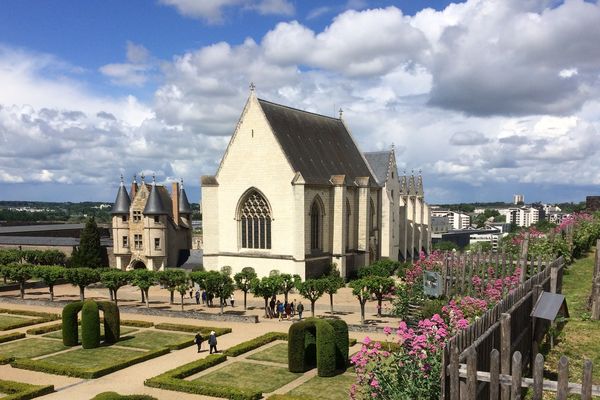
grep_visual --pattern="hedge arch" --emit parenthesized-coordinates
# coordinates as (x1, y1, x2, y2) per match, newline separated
(62, 300, 121, 348)
(288, 317, 349, 377)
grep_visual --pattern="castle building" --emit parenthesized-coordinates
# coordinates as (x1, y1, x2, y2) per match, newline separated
(201, 89, 430, 279)
(110, 175, 193, 270)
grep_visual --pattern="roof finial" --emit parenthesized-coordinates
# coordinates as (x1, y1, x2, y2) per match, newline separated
(249, 82, 256, 92)
(120, 174, 124, 186)
(418, 168, 422, 175)
(152, 173, 156, 185)
(338, 107, 343, 119)
(391, 143, 395, 150)
(140, 173, 145, 184)
(180, 178, 184, 189)
(133, 174, 137, 184)
(411, 169, 415, 176)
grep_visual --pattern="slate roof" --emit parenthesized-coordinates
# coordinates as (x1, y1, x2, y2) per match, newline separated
(111, 183, 131, 215)
(143, 184, 168, 215)
(179, 187, 193, 214)
(258, 99, 376, 186)
(364, 151, 392, 185)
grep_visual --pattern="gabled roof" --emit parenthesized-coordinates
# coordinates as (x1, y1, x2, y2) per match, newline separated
(179, 187, 193, 214)
(258, 98, 376, 185)
(111, 183, 131, 215)
(364, 151, 392, 186)
(143, 184, 168, 215)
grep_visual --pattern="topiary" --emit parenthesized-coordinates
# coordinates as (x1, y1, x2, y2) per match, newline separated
(81, 300, 101, 349)
(97, 301, 120, 344)
(314, 319, 336, 377)
(62, 301, 83, 346)
(326, 318, 349, 370)
(288, 320, 310, 372)
(287, 318, 338, 377)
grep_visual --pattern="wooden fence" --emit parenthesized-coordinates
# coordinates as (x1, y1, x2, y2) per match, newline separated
(448, 348, 599, 399)
(592, 240, 600, 320)
(441, 256, 566, 399)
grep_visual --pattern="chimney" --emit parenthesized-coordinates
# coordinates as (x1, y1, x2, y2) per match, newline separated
(172, 181, 180, 225)
(131, 175, 138, 199)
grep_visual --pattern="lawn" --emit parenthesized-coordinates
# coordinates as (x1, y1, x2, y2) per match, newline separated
(0, 378, 54, 399)
(42, 326, 138, 340)
(247, 342, 288, 364)
(117, 330, 193, 350)
(37, 346, 147, 371)
(0, 314, 34, 330)
(0, 338, 67, 359)
(288, 373, 356, 400)
(195, 361, 301, 393)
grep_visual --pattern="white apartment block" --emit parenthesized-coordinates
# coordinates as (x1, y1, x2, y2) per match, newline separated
(498, 206, 539, 227)
(430, 210, 471, 230)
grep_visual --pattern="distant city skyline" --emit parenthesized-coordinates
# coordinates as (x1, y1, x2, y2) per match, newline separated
(1, 0, 599, 204)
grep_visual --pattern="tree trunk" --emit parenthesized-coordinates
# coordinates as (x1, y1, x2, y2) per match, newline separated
(311, 300, 316, 317)
(329, 293, 334, 315)
(264, 297, 269, 318)
(144, 289, 149, 308)
(284, 291, 288, 303)
(20, 282, 25, 299)
(244, 291, 247, 310)
(141, 289, 145, 303)
(80, 286, 85, 301)
(377, 297, 382, 317)
(49, 285, 54, 302)
(169, 291, 174, 304)
(109, 288, 114, 301)
(360, 301, 366, 324)
(220, 297, 224, 314)
(114, 289, 119, 306)
(181, 293, 184, 311)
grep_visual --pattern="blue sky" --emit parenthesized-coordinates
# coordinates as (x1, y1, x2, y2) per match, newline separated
(0, 0, 599, 204)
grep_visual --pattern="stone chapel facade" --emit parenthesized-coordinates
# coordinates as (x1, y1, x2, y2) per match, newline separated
(201, 91, 430, 279)
(111, 176, 193, 270)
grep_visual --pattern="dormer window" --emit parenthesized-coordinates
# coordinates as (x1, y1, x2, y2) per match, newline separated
(154, 216, 160, 224)
(121, 215, 127, 222)
(133, 211, 141, 222)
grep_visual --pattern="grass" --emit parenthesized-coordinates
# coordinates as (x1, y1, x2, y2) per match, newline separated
(287, 373, 356, 400)
(247, 342, 288, 364)
(42, 326, 138, 340)
(0, 315, 33, 331)
(36, 346, 146, 370)
(0, 338, 67, 359)
(117, 330, 193, 350)
(195, 361, 301, 393)
(0, 378, 54, 400)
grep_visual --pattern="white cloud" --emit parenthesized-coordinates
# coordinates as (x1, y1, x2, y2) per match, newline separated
(159, 0, 294, 23)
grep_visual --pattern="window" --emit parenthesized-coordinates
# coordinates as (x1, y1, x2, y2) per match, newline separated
(239, 190, 271, 249)
(310, 199, 322, 250)
(154, 238, 161, 250)
(134, 234, 142, 249)
(121, 215, 127, 222)
(346, 199, 351, 251)
(122, 236, 128, 248)
(133, 211, 141, 222)
(370, 198, 376, 231)
(154, 216, 160, 224)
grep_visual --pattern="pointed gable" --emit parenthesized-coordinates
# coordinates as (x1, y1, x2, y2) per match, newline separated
(364, 150, 393, 186)
(258, 99, 376, 185)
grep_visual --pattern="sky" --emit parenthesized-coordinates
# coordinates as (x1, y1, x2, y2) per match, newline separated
(1, 0, 600, 205)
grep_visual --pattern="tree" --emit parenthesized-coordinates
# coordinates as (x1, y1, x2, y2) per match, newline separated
(432, 241, 459, 252)
(176, 282, 189, 311)
(100, 269, 131, 305)
(251, 276, 281, 318)
(297, 278, 326, 317)
(202, 271, 234, 314)
(64, 267, 101, 301)
(279, 273, 296, 303)
(7, 263, 34, 299)
(233, 267, 257, 310)
(33, 265, 65, 301)
(157, 269, 188, 304)
(131, 269, 156, 308)
(358, 259, 400, 278)
(366, 276, 395, 317)
(69, 217, 106, 268)
(220, 265, 232, 276)
(349, 278, 370, 324)
(323, 275, 345, 315)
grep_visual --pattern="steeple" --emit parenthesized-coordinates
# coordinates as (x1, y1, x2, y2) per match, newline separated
(408, 170, 416, 195)
(111, 175, 131, 215)
(399, 169, 407, 195)
(178, 179, 193, 215)
(416, 169, 424, 196)
(143, 175, 167, 215)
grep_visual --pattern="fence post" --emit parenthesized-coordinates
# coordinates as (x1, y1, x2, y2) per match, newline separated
(592, 243, 600, 320)
(450, 341, 460, 400)
(550, 263, 559, 294)
(511, 352, 522, 400)
(490, 349, 500, 400)
(582, 358, 593, 400)
(532, 353, 543, 400)
(531, 284, 543, 366)
(467, 347, 477, 400)
(556, 356, 569, 400)
(501, 313, 511, 400)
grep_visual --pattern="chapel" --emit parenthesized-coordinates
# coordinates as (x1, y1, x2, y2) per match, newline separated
(201, 89, 430, 279)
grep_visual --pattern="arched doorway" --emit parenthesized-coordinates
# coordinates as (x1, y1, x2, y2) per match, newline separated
(129, 260, 147, 270)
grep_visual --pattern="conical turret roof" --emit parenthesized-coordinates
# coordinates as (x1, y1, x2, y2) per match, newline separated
(143, 179, 167, 215)
(179, 183, 192, 214)
(111, 178, 131, 215)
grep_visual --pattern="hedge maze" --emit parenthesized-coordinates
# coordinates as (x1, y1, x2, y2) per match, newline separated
(62, 300, 120, 348)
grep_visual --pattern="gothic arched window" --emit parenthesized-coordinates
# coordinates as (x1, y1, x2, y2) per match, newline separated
(239, 190, 271, 249)
(370, 198, 376, 232)
(310, 199, 322, 251)
(346, 199, 351, 251)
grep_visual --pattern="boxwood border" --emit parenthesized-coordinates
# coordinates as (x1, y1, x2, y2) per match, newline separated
(154, 323, 231, 336)
(0, 378, 54, 400)
(223, 332, 288, 357)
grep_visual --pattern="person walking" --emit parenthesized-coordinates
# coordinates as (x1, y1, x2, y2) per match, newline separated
(195, 290, 200, 305)
(269, 297, 276, 318)
(208, 331, 218, 354)
(291, 300, 296, 317)
(194, 332, 203, 353)
(284, 301, 292, 320)
(297, 301, 304, 320)
(229, 293, 235, 307)
(189, 288, 194, 299)
(276, 300, 284, 321)
(202, 291, 207, 305)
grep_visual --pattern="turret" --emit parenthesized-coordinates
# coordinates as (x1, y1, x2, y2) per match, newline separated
(178, 179, 193, 228)
(111, 175, 131, 266)
(143, 175, 167, 262)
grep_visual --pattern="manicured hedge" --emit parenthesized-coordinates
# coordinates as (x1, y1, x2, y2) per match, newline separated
(223, 332, 288, 357)
(0, 379, 54, 400)
(81, 300, 100, 349)
(288, 320, 310, 372)
(0, 332, 26, 344)
(144, 354, 261, 400)
(315, 319, 336, 377)
(62, 301, 83, 346)
(154, 323, 231, 336)
(26, 323, 63, 335)
(11, 347, 170, 379)
(97, 301, 120, 344)
(0, 355, 14, 365)
(120, 320, 153, 328)
(0, 308, 60, 320)
(327, 319, 349, 371)
(91, 392, 157, 400)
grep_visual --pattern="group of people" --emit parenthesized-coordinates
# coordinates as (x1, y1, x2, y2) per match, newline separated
(268, 297, 304, 321)
(194, 331, 218, 354)
(188, 288, 235, 307)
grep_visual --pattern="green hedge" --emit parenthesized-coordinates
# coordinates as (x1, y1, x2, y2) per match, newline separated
(288, 321, 310, 372)
(62, 301, 83, 346)
(154, 323, 231, 336)
(11, 347, 170, 379)
(26, 323, 63, 335)
(120, 319, 153, 328)
(223, 332, 288, 357)
(81, 300, 100, 349)
(145, 354, 261, 400)
(0, 308, 60, 320)
(97, 301, 120, 344)
(0, 379, 54, 400)
(90, 392, 157, 400)
(0, 332, 26, 344)
(327, 319, 349, 371)
(315, 319, 336, 377)
(0, 355, 14, 365)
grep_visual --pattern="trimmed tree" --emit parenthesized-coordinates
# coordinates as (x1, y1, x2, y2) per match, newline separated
(297, 278, 327, 317)
(204, 271, 234, 314)
(349, 278, 370, 324)
(7, 263, 34, 299)
(64, 267, 101, 301)
(251, 275, 281, 318)
(131, 269, 156, 308)
(324, 275, 345, 315)
(69, 217, 106, 268)
(233, 267, 257, 310)
(367, 276, 395, 317)
(176, 282, 189, 311)
(279, 273, 297, 303)
(33, 265, 65, 301)
(100, 269, 131, 305)
(157, 269, 188, 304)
